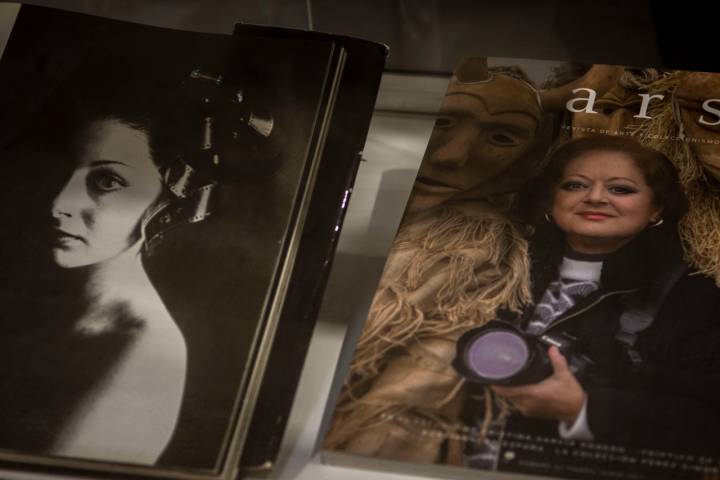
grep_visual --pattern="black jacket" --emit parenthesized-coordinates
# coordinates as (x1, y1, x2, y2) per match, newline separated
(506, 224, 720, 454)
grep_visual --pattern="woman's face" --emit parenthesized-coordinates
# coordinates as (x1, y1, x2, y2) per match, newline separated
(50, 119, 162, 268)
(551, 150, 662, 254)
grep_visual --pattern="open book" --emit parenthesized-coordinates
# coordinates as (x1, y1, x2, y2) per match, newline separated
(0, 4, 385, 479)
(323, 56, 720, 480)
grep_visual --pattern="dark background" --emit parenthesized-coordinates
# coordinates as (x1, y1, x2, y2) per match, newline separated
(8, 0, 720, 73)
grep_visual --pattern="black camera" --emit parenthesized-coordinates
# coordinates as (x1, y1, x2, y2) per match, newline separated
(452, 321, 593, 386)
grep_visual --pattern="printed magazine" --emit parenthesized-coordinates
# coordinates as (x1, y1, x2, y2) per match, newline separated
(323, 56, 720, 480)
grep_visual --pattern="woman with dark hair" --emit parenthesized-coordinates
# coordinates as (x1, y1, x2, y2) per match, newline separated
(0, 75, 193, 464)
(465, 134, 720, 457)
(0, 51, 265, 465)
(47, 115, 187, 463)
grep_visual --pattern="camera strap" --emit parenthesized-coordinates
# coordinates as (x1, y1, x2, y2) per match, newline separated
(615, 257, 687, 365)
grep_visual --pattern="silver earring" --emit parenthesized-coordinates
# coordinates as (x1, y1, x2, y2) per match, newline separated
(544, 212, 553, 223)
(650, 218, 664, 228)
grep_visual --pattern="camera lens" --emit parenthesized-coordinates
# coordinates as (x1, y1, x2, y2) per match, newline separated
(465, 330, 529, 380)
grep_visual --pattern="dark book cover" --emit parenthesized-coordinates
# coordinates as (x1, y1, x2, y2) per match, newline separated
(0, 4, 385, 479)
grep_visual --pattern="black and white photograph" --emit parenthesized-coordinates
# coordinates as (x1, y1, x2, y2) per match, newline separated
(0, 4, 343, 477)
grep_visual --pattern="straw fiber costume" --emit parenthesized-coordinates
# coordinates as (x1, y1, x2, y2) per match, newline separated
(637, 71, 720, 285)
(325, 61, 624, 463)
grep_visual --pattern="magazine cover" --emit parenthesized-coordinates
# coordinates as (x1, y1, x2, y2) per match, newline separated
(323, 56, 720, 480)
(0, 4, 384, 480)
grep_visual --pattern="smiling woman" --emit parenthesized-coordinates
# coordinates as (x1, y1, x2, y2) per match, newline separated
(464, 134, 720, 458)
(550, 149, 663, 254)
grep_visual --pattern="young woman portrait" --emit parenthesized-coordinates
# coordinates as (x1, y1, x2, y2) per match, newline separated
(0, 58, 206, 465)
(0, 45, 275, 467)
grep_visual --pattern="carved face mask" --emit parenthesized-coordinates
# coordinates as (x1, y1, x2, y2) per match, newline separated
(407, 59, 623, 214)
(410, 73, 543, 214)
(675, 72, 720, 181)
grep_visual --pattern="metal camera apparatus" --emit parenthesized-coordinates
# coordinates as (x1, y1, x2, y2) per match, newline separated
(452, 321, 594, 386)
(142, 66, 276, 255)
